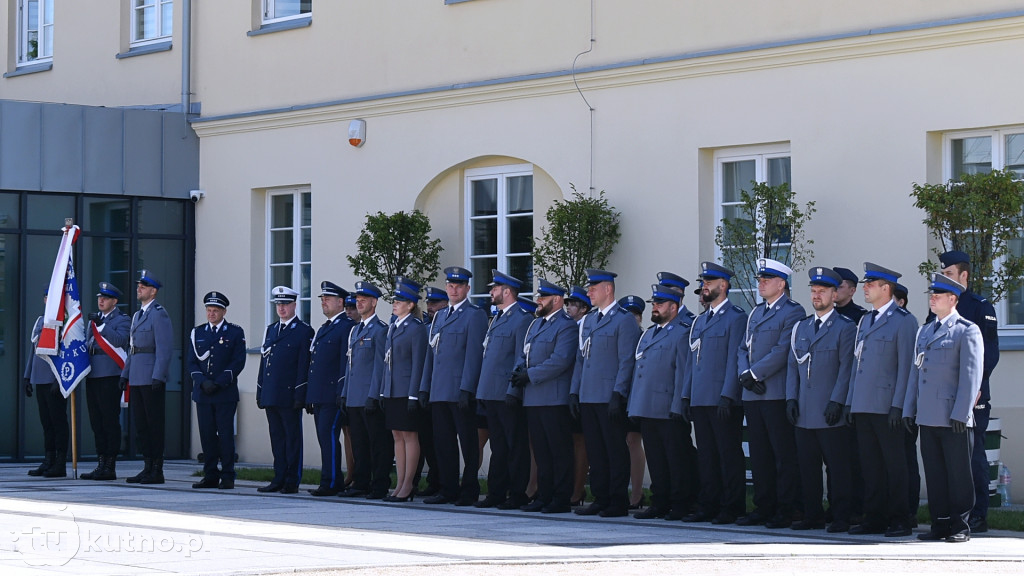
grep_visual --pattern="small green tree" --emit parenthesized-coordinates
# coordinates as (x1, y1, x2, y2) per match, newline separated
(346, 210, 442, 302)
(911, 168, 1024, 301)
(532, 185, 622, 288)
(714, 181, 815, 309)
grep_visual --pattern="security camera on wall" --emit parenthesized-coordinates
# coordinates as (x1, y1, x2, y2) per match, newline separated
(190, 190, 206, 203)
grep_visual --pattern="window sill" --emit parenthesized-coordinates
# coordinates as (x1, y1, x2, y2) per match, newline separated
(3, 62, 52, 78)
(248, 16, 312, 37)
(997, 332, 1024, 351)
(117, 41, 173, 59)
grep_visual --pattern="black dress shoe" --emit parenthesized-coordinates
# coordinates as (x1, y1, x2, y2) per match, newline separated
(366, 491, 388, 500)
(598, 507, 628, 518)
(384, 493, 414, 502)
(474, 495, 505, 508)
(454, 497, 479, 507)
(309, 486, 340, 496)
(664, 509, 687, 521)
(575, 503, 604, 516)
(521, 500, 546, 512)
(790, 520, 825, 530)
(257, 483, 283, 493)
(827, 520, 850, 533)
(281, 485, 299, 494)
(422, 494, 452, 505)
(765, 514, 793, 529)
(339, 487, 368, 497)
(946, 530, 970, 543)
(497, 499, 526, 510)
(192, 478, 219, 489)
(711, 512, 737, 525)
(542, 504, 571, 514)
(848, 523, 887, 535)
(736, 511, 769, 526)
(917, 529, 949, 541)
(884, 523, 912, 537)
(416, 486, 440, 497)
(218, 479, 235, 490)
(633, 507, 668, 520)
(682, 511, 715, 523)
(968, 516, 988, 533)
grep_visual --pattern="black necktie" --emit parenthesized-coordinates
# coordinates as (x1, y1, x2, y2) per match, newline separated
(934, 320, 942, 333)
(707, 309, 714, 320)
(653, 325, 662, 337)
(496, 309, 503, 321)
(447, 306, 455, 319)
(597, 312, 604, 322)
(814, 318, 821, 333)
(869, 310, 879, 326)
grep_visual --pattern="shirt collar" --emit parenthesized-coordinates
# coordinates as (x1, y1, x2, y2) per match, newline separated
(815, 308, 834, 323)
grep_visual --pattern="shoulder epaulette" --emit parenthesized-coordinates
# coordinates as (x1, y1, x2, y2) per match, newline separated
(894, 306, 909, 315)
(465, 301, 481, 310)
(153, 303, 164, 311)
(373, 317, 387, 327)
(409, 317, 423, 325)
(559, 311, 573, 321)
(785, 299, 801, 307)
(834, 313, 854, 324)
(956, 317, 973, 327)
(731, 305, 745, 314)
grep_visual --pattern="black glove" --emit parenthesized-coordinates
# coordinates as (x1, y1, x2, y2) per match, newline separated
(365, 397, 380, 415)
(292, 400, 305, 410)
(608, 392, 626, 421)
(408, 398, 420, 413)
(201, 380, 218, 395)
(256, 400, 264, 409)
(824, 401, 843, 427)
(337, 396, 347, 417)
(786, 399, 799, 425)
(88, 311, 103, 324)
(569, 393, 580, 420)
(509, 365, 530, 388)
(152, 380, 165, 393)
(669, 411, 684, 422)
(888, 406, 902, 431)
(951, 418, 967, 434)
(843, 405, 854, 426)
(506, 394, 522, 409)
(717, 395, 732, 420)
(458, 390, 474, 412)
(903, 416, 917, 434)
(738, 370, 756, 391)
(680, 398, 692, 423)
(305, 403, 314, 415)
(119, 377, 129, 392)
(24, 379, 32, 398)
(751, 379, 766, 395)
(419, 391, 430, 410)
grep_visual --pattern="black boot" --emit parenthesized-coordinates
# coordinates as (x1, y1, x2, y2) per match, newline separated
(127, 459, 152, 484)
(94, 454, 117, 481)
(43, 451, 67, 478)
(28, 451, 55, 477)
(140, 458, 165, 484)
(81, 456, 105, 480)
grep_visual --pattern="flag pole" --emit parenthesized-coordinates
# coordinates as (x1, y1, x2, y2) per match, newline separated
(65, 217, 79, 480)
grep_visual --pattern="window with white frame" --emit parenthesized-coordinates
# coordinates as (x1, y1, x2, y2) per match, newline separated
(268, 188, 312, 323)
(466, 164, 534, 307)
(714, 145, 792, 309)
(132, 0, 173, 46)
(945, 128, 1024, 327)
(17, 0, 53, 66)
(263, 0, 311, 24)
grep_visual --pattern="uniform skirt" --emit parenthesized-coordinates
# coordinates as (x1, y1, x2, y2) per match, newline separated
(384, 397, 417, 432)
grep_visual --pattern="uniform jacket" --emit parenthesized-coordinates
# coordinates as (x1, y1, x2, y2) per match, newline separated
(376, 316, 427, 399)
(419, 301, 488, 402)
(476, 304, 532, 402)
(341, 316, 388, 403)
(121, 300, 174, 386)
(785, 311, 856, 429)
(257, 318, 314, 408)
(515, 311, 577, 407)
(627, 311, 693, 419)
(307, 314, 356, 404)
(835, 301, 868, 323)
(738, 297, 806, 401)
(683, 302, 747, 406)
(570, 305, 641, 403)
(25, 316, 57, 384)
(904, 310, 984, 427)
(846, 301, 918, 414)
(927, 290, 998, 404)
(188, 321, 247, 404)
(86, 308, 130, 378)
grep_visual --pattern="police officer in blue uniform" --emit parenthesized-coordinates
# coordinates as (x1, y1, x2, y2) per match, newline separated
(476, 270, 532, 509)
(627, 282, 698, 520)
(929, 251, 999, 533)
(571, 269, 641, 518)
(681, 262, 748, 524)
(339, 281, 392, 499)
(736, 258, 806, 528)
(512, 279, 578, 513)
(786, 267, 857, 532)
(846, 262, 918, 537)
(413, 286, 449, 496)
(905, 273, 984, 542)
(121, 270, 174, 485)
(188, 291, 247, 489)
(25, 290, 70, 478)
(419, 266, 488, 505)
(83, 282, 130, 481)
(307, 281, 357, 496)
(618, 295, 645, 325)
(256, 286, 314, 494)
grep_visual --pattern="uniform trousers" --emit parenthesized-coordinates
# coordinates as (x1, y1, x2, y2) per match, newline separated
(970, 404, 991, 520)
(312, 403, 343, 489)
(906, 424, 921, 518)
(86, 375, 122, 456)
(745, 399, 800, 517)
(691, 405, 747, 517)
(639, 416, 699, 513)
(920, 425, 975, 534)
(265, 406, 303, 488)
(855, 412, 909, 527)
(795, 425, 854, 523)
(432, 401, 480, 501)
(580, 403, 630, 511)
(35, 383, 69, 453)
(347, 406, 394, 496)
(197, 402, 237, 481)
(526, 405, 573, 508)
(415, 407, 440, 491)
(130, 384, 165, 459)
(482, 399, 530, 502)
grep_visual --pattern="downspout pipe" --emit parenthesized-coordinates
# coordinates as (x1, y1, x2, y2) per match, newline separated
(181, 0, 192, 117)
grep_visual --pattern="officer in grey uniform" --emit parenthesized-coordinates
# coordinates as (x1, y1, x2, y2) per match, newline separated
(412, 286, 449, 496)
(681, 262, 748, 524)
(188, 291, 247, 489)
(627, 282, 698, 520)
(477, 270, 532, 509)
(736, 258, 806, 529)
(121, 270, 174, 485)
(904, 274, 983, 542)
(256, 286, 314, 494)
(845, 262, 918, 537)
(511, 279, 578, 513)
(419, 266, 488, 505)
(83, 282, 130, 481)
(25, 290, 69, 478)
(786, 267, 857, 532)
